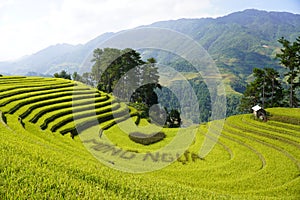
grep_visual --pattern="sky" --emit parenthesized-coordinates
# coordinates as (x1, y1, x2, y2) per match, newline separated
(0, 0, 299, 62)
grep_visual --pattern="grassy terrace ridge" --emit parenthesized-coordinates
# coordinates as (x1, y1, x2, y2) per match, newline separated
(0, 76, 300, 199)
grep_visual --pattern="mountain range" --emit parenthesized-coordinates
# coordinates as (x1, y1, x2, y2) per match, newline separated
(0, 9, 300, 78)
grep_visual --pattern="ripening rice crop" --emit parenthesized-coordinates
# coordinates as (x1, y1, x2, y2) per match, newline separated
(0, 76, 299, 199)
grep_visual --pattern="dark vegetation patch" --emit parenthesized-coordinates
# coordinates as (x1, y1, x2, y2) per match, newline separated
(129, 131, 166, 145)
(269, 115, 300, 126)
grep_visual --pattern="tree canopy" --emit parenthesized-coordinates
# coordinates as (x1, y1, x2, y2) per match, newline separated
(91, 48, 161, 107)
(53, 70, 71, 80)
(276, 36, 300, 107)
(92, 48, 145, 93)
(239, 68, 283, 112)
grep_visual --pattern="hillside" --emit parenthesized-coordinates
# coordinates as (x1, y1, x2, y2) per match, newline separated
(0, 32, 114, 75)
(1, 9, 300, 79)
(144, 9, 300, 78)
(1, 76, 299, 199)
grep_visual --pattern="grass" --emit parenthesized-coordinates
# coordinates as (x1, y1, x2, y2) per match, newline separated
(0, 76, 299, 199)
(268, 107, 300, 125)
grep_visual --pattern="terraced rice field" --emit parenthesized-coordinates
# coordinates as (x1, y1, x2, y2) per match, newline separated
(0, 76, 299, 199)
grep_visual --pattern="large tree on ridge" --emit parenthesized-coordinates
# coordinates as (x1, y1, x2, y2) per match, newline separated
(276, 36, 300, 108)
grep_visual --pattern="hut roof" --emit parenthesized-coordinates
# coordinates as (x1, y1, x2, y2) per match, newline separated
(252, 105, 262, 112)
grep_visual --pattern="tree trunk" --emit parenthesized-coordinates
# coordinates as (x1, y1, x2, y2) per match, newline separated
(290, 73, 294, 108)
(290, 82, 293, 108)
(271, 78, 274, 107)
(262, 76, 265, 108)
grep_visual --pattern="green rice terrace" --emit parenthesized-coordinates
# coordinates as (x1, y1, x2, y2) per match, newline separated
(0, 76, 300, 199)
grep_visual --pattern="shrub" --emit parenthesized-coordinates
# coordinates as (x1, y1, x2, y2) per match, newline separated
(54, 70, 71, 80)
(128, 102, 149, 118)
(129, 131, 165, 145)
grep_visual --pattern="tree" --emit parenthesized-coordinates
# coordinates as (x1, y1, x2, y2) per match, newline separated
(226, 94, 242, 117)
(81, 72, 94, 86)
(114, 48, 145, 99)
(91, 48, 161, 106)
(239, 68, 283, 112)
(94, 48, 122, 92)
(72, 71, 81, 81)
(276, 36, 300, 107)
(53, 70, 71, 80)
(264, 68, 284, 107)
(91, 48, 104, 83)
(130, 58, 161, 107)
(91, 48, 163, 123)
(91, 48, 145, 93)
(239, 82, 259, 113)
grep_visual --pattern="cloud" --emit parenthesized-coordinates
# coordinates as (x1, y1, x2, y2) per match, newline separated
(0, 0, 217, 61)
(45, 0, 215, 43)
(0, 0, 298, 61)
(0, 0, 14, 9)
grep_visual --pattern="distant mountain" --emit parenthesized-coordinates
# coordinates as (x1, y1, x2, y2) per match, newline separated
(145, 9, 300, 76)
(0, 32, 114, 75)
(1, 9, 299, 77)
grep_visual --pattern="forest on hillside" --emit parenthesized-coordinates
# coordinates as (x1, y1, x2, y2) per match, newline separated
(53, 36, 300, 124)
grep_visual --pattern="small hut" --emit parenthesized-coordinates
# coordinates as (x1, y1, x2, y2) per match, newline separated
(251, 105, 267, 122)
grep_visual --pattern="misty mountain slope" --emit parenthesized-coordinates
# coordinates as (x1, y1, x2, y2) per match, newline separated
(147, 9, 300, 76)
(0, 32, 114, 75)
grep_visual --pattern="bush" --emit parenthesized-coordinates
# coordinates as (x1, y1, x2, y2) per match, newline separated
(129, 131, 165, 145)
(128, 102, 149, 118)
(54, 70, 71, 80)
